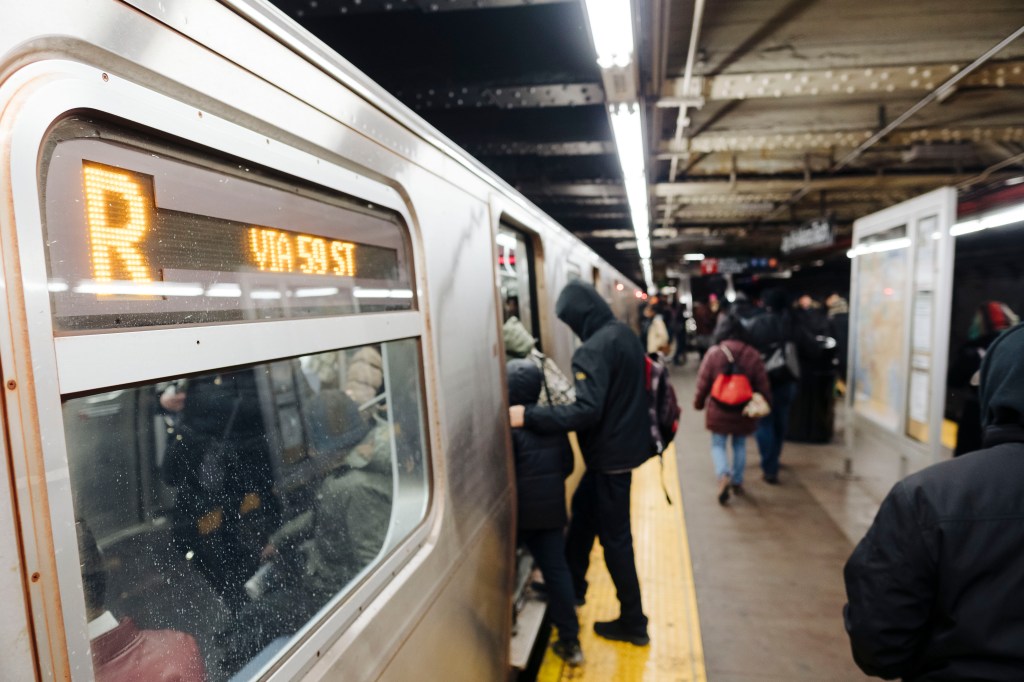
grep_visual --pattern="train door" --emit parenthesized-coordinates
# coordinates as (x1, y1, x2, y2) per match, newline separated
(1, 102, 434, 681)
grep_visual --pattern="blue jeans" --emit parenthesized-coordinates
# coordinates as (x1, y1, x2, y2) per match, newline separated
(756, 380, 798, 477)
(711, 433, 747, 484)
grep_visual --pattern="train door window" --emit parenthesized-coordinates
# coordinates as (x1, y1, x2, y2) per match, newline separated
(497, 225, 540, 344)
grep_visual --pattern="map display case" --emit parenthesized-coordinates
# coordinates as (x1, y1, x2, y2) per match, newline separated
(847, 188, 957, 488)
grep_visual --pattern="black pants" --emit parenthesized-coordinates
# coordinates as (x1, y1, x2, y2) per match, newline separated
(522, 528, 579, 642)
(565, 469, 647, 631)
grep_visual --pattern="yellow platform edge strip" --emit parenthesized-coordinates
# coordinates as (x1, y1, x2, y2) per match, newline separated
(536, 443, 707, 681)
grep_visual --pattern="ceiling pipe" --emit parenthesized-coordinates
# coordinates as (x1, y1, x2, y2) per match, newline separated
(661, 0, 707, 231)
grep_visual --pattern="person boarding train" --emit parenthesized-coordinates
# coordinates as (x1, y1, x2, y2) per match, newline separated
(509, 280, 651, 646)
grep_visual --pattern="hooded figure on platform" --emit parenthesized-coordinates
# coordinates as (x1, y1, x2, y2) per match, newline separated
(844, 322, 1024, 680)
(509, 280, 651, 646)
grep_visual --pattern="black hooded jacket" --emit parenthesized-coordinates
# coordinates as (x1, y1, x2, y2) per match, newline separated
(843, 323, 1024, 680)
(523, 281, 650, 472)
(508, 360, 573, 530)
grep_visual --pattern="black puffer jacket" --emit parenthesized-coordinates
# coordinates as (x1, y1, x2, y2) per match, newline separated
(523, 281, 650, 472)
(843, 322, 1024, 681)
(508, 360, 573, 530)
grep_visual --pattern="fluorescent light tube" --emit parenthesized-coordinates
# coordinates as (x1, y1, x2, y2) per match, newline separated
(582, 0, 635, 68)
(846, 237, 912, 259)
(950, 205, 1024, 237)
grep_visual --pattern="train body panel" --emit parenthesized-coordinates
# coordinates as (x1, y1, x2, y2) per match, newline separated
(0, 1, 638, 680)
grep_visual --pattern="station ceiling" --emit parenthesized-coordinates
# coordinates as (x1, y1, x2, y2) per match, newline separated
(270, 0, 1024, 283)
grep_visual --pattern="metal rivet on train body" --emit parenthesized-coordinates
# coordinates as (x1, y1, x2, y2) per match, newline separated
(6, 380, 15, 390)
(101, 73, 109, 82)
(31, 572, 40, 582)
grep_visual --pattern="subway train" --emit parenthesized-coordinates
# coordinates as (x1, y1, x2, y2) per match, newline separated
(0, 1, 641, 680)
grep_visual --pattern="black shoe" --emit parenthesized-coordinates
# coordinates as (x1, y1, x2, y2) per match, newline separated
(763, 474, 779, 485)
(594, 619, 650, 646)
(731, 483, 745, 495)
(574, 595, 586, 607)
(552, 639, 585, 666)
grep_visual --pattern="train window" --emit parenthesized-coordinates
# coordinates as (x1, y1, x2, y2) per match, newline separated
(497, 225, 539, 341)
(41, 120, 415, 332)
(63, 340, 428, 679)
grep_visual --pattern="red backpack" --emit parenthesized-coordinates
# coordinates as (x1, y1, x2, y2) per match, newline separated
(710, 344, 753, 411)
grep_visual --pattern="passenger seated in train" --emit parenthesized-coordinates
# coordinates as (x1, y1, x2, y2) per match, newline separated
(219, 389, 394, 670)
(507, 359, 582, 666)
(77, 518, 207, 682)
(160, 371, 282, 612)
(503, 315, 576, 406)
(844, 321, 1024, 680)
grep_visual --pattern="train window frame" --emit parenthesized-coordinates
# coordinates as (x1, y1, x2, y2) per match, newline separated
(0, 60, 441, 682)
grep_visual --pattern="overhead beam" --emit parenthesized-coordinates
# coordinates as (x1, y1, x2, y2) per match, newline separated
(285, 0, 573, 17)
(469, 141, 615, 156)
(657, 125, 1024, 155)
(520, 174, 976, 200)
(397, 82, 604, 110)
(660, 60, 1024, 104)
(653, 173, 985, 198)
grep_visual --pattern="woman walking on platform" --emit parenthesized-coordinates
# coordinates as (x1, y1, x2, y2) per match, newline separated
(693, 315, 771, 505)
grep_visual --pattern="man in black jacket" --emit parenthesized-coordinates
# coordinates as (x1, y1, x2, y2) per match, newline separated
(509, 280, 651, 645)
(843, 321, 1024, 680)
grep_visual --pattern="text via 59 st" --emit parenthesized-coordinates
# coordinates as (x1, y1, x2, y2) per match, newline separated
(82, 162, 358, 283)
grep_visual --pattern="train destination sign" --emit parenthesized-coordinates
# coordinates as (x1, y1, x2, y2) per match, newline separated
(81, 161, 397, 285)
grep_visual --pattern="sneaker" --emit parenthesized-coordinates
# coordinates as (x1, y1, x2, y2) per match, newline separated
(552, 639, 585, 666)
(731, 483, 745, 495)
(717, 474, 731, 505)
(593, 619, 650, 646)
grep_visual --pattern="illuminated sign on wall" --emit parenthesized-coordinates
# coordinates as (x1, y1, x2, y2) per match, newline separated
(81, 162, 395, 287)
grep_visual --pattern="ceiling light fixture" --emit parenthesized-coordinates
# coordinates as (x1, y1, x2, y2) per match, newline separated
(683, 253, 705, 261)
(582, 0, 635, 68)
(949, 204, 1024, 237)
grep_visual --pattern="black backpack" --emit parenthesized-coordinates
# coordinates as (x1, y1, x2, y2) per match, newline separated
(645, 353, 681, 455)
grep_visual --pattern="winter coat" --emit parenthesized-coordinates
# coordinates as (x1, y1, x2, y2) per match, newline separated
(508, 360, 573, 530)
(843, 322, 1024, 681)
(693, 340, 771, 436)
(270, 423, 393, 595)
(644, 314, 670, 354)
(91, 618, 206, 682)
(524, 281, 650, 472)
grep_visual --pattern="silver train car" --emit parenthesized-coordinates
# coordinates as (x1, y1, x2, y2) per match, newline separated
(0, 1, 640, 679)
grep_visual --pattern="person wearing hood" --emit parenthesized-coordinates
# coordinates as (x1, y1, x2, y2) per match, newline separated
(843, 322, 1024, 680)
(509, 280, 651, 646)
(948, 301, 1019, 456)
(507, 359, 581, 666)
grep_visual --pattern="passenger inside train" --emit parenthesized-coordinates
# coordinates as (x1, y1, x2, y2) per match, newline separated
(64, 341, 427, 680)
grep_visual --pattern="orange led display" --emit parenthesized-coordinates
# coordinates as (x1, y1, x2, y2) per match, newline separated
(79, 161, 372, 290)
(248, 228, 356, 277)
(83, 164, 153, 282)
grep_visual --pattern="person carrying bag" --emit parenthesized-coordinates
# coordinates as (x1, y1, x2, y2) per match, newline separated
(693, 315, 772, 505)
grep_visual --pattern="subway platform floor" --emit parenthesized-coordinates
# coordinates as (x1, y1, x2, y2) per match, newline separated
(672, 361, 875, 681)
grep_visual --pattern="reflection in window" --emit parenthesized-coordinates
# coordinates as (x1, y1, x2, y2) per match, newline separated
(64, 340, 428, 680)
